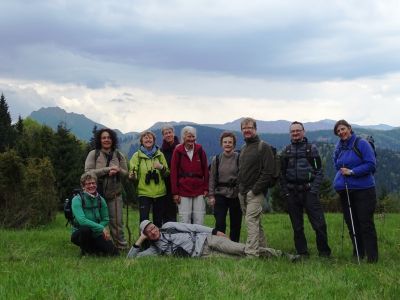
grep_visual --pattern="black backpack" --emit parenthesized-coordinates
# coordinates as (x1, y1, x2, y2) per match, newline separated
(353, 136, 377, 159)
(282, 143, 320, 171)
(241, 140, 281, 188)
(64, 189, 102, 226)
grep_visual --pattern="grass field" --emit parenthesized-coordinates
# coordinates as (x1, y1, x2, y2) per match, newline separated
(1, 211, 399, 299)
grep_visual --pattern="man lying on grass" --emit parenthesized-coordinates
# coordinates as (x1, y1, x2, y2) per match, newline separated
(127, 220, 299, 261)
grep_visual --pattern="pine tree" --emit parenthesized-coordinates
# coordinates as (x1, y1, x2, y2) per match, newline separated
(88, 124, 97, 152)
(52, 123, 86, 205)
(0, 93, 13, 151)
(15, 115, 24, 136)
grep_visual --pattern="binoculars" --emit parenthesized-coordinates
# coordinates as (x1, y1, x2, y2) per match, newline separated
(145, 170, 160, 185)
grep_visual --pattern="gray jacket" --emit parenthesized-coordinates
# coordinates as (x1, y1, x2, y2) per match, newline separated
(126, 222, 214, 258)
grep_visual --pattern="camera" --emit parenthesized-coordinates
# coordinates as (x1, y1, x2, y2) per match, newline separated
(145, 170, 160, 185)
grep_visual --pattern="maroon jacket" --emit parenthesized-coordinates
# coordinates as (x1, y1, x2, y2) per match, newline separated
(170, 143, 209, 197)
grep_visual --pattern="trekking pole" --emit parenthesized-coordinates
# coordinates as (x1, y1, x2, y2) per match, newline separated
(126, 196, 132, 246)
(344, 180, 360, 264)
(114, 192, 120, 248)
(341, 214, 345, 254)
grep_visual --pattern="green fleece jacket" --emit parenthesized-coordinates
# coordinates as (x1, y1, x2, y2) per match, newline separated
(129, 149, 169, 198)
(238, 135, 275, 196)
(71, 192, 109, 237)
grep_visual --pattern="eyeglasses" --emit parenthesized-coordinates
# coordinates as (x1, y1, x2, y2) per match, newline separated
(241, 127, 255, 131)
(290, 129, 303, 133)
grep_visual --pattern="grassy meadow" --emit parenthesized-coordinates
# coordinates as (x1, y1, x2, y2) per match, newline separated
(0, 211, 399, 299)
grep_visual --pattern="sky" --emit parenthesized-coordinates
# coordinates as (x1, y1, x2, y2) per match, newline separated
(1, 0, 400, 133)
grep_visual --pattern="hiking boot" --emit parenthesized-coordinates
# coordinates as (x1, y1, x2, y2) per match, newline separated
(287, 253, 302, 263)
(319, 251, 331, 258)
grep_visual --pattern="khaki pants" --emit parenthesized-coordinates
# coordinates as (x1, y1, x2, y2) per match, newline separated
(107, 194, 127, 249)
(202, 235, 245, 257)
(202, 235, 281, 258)
(238, 191, 267, 257)
(178, 195, 206, 225)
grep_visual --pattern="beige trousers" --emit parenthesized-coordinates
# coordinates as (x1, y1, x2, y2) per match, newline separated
(238, 191, 267, 257)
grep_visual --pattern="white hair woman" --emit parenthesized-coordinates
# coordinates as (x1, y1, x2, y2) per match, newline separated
(170, 126, 209, 225)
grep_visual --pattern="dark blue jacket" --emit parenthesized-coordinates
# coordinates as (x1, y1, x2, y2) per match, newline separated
(280, 137, 323, 195)
(333, 134, 376, 191)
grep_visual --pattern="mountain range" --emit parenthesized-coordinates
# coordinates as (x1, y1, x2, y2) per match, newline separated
(29, 107, 396, 141)
(27, 107, 400, 195)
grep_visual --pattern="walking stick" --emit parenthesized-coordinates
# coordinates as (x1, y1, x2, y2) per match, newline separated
(114, 192, 120, 247)
(344, 180, 360, 264)
(341, 214, 345, 254)
(126, 197, 132, 246)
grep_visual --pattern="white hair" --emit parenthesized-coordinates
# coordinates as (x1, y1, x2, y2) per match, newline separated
(181, 126, 197, 141)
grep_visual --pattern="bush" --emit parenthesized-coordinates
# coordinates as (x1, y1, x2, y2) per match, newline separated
(0, 151, 58, 228)
(377, 193, 400, 213)
(0, 150, 25, 227)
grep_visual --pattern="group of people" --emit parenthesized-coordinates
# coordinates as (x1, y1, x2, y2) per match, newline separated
(70, 117, 378, 263)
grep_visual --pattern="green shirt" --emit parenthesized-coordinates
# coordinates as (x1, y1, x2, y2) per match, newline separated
(71, 192, 109, 237)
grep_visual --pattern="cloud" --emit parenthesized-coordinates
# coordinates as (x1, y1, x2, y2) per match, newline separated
(1, 0, 400, 83)
(4, 71, 400, 132)
(1, 1, 400, 131)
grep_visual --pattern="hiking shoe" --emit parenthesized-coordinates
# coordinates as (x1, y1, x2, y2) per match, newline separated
(282, 252, 301, 262)
(319, 251, 331, 258)
(287, 254, 302, 263)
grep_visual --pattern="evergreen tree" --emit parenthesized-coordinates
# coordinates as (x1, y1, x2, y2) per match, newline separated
(23, 157, 58, 226)
(15, 115, 24, 136)
(0, 150, 25, 227)
(52, 123, 86, 206)
(0, 93, 13, 151)
(89, 125, 97, 151)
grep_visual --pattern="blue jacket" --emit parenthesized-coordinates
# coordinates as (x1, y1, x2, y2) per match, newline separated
(333, 134, 376, 191)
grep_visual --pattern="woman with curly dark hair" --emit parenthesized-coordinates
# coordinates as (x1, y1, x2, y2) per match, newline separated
(333, 119, 378, 263)
(85, 128, 128, 250)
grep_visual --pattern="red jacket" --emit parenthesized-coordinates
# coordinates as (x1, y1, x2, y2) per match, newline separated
(170, 143, 209, 197)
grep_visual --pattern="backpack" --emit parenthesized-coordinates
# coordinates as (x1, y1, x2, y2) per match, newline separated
(282, 143, 320, 171)
(94, 149, 123, 198)
(63, 189, 102, 226)
(269, 145, 281, 188)
(160, 227, 196, 258)
(241, 141, 280, 188)
(95, 149, 123, 164)
(353, 136, 377, 159)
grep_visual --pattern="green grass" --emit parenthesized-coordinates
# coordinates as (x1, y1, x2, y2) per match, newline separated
(1, 211, 399, 299)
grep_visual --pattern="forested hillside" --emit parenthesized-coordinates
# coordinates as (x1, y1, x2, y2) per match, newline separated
(1, 93, 399, 229)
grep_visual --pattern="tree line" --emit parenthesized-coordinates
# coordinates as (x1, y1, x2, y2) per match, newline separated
(1, 94, 399, 228)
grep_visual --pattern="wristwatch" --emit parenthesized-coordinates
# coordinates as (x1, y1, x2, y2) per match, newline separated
(349, 170, 354, 176)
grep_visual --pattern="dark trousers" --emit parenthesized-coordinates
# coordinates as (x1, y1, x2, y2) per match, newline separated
(338, 187, 378, 262)
(214, 195, 242, 242)
(71, 226, 118, 256)
(162, 189, 177, 223)
(139, 196, 165, 228)
(287, 191, 331, 256)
